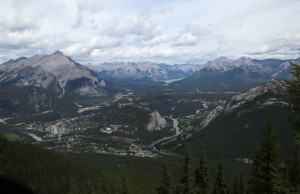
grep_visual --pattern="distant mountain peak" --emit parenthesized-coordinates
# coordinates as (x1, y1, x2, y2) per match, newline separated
(52, 50, 64, 56)
(238, 56, 251, 60)
(216, 56, 230, 61)
(236, 56, 254, 65)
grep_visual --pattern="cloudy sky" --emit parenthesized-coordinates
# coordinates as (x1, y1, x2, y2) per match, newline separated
(0, 0, 300, 64)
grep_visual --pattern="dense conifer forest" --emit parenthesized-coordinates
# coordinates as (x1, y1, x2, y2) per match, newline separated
(0, 135, 118, 194)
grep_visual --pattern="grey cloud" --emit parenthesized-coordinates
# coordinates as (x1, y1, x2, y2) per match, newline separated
(174, 33, 199, 46)
(73, 0, 105, 28)
(0, 30, 42, 48)
(62, 35, 122, 57)
(172, 25, 215, 46)
(0, 14, 39, 32)
(247, 33, 300, 58)
(104, 10, 161, 41)
(76, 0, 104, 13)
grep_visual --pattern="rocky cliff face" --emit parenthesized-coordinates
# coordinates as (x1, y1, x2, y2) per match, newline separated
(146, 111, 167, 131)
(199, 79, 288, 129)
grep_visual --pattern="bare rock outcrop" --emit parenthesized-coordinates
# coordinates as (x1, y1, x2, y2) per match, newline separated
(146, 111, 167, 131)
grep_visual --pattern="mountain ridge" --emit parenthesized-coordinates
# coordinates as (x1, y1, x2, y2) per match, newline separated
(199, 79, 288, 129)
(85, 61, 202, 82)
(171, 57, 298, 91)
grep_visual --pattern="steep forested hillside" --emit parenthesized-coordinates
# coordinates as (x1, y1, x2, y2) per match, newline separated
(0, 136, 118, 194)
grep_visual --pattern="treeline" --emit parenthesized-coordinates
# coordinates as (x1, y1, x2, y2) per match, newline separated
(0, 136, 144, 194)
(156, 60, 300, 194)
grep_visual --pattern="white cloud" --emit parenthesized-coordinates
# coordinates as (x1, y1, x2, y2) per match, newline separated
(174, 33, 198, 46)
(62, 35, 121, 57)
(0, 0, 299, 64)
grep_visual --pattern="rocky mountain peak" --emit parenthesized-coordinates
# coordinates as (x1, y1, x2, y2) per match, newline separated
(216, 56, 230, 61)
(52, 50, 64, 56)
(237, 56, 254, 66)
(0, 52, 107, 98)
(199, 79, 288, 129)
(206, 57, 233, 70)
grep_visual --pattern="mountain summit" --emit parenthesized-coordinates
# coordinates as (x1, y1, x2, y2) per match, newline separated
(0, 51, 107, 98)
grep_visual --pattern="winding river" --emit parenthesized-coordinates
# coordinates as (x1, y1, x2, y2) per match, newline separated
(149, 118, 182, 148)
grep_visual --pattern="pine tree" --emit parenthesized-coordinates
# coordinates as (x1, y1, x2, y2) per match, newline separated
(248, 120, 280, 194)
(194, 149, 209, 194)
(177, 146, 194, 194)
(288, 160, 300, 193)
(270, 164, 291, 194)
(212, 160, 228, 194)
(286, 59, 300, 192)
(232, 173, 245, 194)
(232, 177, 239, 194)
(119, 172, 131, 194)
(157, 162, 174, 194)
(69, 177, 80, 194)
(85, 179, 95, 194)
(286, 60, 300, 144)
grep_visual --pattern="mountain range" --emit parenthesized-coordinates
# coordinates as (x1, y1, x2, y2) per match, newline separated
(85, 56, 297, 91)
(85, 62, 202, 82)
(0, 52, 296, 116)
(171, 56, 298, 91)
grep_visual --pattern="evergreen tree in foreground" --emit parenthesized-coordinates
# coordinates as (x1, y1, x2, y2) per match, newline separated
(248, 120, 280, 194)
(212, 160, 228, 194)
(118, 171, 138, 194)
(177, 146, 194, 194)
(286, 59, 300, 192)
(286, 59, 300, 145)
(157, 162, 174, 194)
(69, 177, 80, 194)
(232, 173, 245, 194)
(194, 149, 210, 194)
